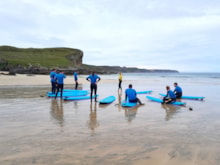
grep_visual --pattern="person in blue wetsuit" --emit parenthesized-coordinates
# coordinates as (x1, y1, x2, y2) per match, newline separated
(162, 86, 176, 104)
(125, 84, 143, 105)
(55, 70, 66, 99)
(173, 82, 182, 99)
(50, 68, 57, 94)
(73, 71, 78, 90)
(86, 72, 101, 102)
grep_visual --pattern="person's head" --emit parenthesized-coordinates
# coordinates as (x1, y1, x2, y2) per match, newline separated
(174, 82, 178, 87)
(166, 86, 170, 90)
(128, 84, 132, 88)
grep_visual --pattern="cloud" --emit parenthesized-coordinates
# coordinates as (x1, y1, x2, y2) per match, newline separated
(0, 0, 220, 72)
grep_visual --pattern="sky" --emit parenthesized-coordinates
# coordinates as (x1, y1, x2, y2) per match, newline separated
(0, 0, 220, 72)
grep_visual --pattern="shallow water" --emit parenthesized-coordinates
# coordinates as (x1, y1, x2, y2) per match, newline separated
(1, 73, 220, 165)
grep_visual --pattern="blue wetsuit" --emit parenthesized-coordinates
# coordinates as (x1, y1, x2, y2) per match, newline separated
(125, 88, 143, 104)
(50, 71, 57, 94)
(86, 74, 101, 101)
(125, 88, 137, 102)
(73, 72, 78, 89)
(174, 86, 182, 98)
(163, 89, 176, 104)
(55, 73, 66, 99)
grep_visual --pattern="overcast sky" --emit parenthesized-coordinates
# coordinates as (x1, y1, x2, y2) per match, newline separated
(1, 0, 220, 72)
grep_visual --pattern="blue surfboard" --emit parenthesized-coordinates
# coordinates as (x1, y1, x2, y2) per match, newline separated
(121, 101, 137, 107)
(63, 95, 98, 101)
(99, 96, 116, 104)
(146, 96, 186, 106)
(63, 89, 89, 92)
(159, 93, 205, 100)
(136, 90, 153, 94)
(47, 90, 88, 97)
(48, 89, 88, 93)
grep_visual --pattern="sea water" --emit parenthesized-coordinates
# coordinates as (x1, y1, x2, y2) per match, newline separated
(0, 72, 220, 165)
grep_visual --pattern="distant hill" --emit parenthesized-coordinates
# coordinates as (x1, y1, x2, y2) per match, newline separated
(0, 45, 83, 68)
(0, 45, 178, 74)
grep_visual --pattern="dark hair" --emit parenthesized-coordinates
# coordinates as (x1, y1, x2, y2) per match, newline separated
(129, 84, 132, 88)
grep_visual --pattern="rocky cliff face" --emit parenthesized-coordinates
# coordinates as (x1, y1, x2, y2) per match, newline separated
(65, 51, 83, 66)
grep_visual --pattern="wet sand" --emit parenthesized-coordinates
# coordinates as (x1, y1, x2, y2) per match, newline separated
(0, 73, 220, 165)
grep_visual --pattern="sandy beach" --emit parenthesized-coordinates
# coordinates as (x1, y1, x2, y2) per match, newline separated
(0, 73, 220, 165)
(0, 73, 89, 86)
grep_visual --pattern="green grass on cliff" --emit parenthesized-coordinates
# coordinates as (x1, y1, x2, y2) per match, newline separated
(0, 46, 82, 68)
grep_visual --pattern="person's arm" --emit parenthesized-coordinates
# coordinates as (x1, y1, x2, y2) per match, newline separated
(125, 90, 128, 101)
(86, 76, 90, 82)
(125, 94, 127, 101)
(173, 87, 177, 93)
(164, 91, 168, 98)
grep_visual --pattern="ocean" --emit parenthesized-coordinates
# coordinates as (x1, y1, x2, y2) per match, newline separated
(0, 72, 220, 165)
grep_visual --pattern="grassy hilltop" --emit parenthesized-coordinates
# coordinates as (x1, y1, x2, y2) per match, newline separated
(0, 45, 83, 69)
(0, 45, 178, 74)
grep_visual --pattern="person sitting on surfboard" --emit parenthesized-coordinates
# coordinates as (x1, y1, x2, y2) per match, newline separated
(125, 84, 144, 105)
(173, 82, 182, 99)
(86, 71, 101, 102)
(162, 86, 176, 104)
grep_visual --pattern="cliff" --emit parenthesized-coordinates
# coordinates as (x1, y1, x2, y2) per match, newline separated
(0, 46, 178, 75)
(0, 45, 83, 74)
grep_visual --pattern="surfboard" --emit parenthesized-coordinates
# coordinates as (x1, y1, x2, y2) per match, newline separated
(159, 93, 205, 100)
(63, 95, 98, 101)
(99, 96, 116, 104)
(47, 90, 88, 97)
(62, 89, 89, 93)
(146, 96, 186, 106)
(121, 101, 137, 107)
(48, 89, 88, 94)
(136, 90, 153, 94)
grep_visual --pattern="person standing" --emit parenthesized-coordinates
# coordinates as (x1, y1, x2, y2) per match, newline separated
(162, 86, 176, 104)
(86, 71, 101, 102)
(55, 70, 66, 99)
(125, 84, 143, 105)
(173, 82, 182, 99)
(118, 72, 123, 90)
(50, 68, 57, 94)
(73, 71, 78, 90)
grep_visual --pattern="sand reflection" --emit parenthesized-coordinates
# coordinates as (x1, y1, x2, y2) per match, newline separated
(87, 102, 100, 135)
(117, 92, 122, 111)
(161, 104, 180, 121)
(124, 106, 139, 123)
(50, 99, 64, 127)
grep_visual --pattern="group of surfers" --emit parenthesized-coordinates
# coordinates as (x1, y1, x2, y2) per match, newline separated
(50, 69, 101, 100)
(50, 69, 182, 104)
(119, 72, 183, 105)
